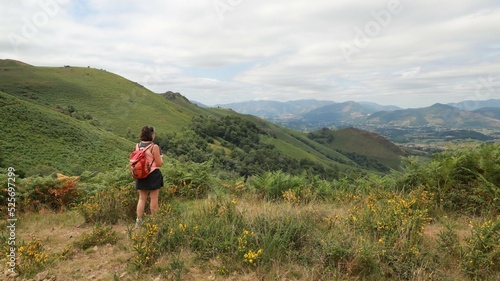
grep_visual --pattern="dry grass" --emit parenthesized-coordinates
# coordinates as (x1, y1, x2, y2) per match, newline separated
(6, 208, 290, 280)
(419, 215, 482, 281)
(10, 210, 136, 280)
(236, 193, 349, 222)
(3, 201, 497, 280)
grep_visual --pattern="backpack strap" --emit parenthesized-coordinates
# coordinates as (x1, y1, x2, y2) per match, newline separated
(137, 142, 154, 150)
(137, 142, 156, 166)
(147, 143, 155, 168)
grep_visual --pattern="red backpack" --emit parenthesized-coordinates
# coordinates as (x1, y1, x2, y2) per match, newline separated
(129, 143, 155, 179)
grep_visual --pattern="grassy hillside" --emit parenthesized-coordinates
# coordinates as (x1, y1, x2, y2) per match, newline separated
(308, 127, 406, 171)
(331, 128, 405, 169)
(186, 105, 356, 174)
(239, 115, 356, 167)
(0, 62, 193, 137)
(0, 91, 133, 176)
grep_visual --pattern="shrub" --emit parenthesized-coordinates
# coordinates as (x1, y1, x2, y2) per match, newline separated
(153, 197, 318, 274)
(397, 144, 500, 216)
(249, 171, 316, 202)
(237, 230, 263, 266)
(74, 224, 118, 250)
(462, 216, 500, 279)
(318, 234, 355, 275)
(17, 174, 80, 212)
(163, 161, 213, 200)
(77, 185, 136, 224)
(17, 236, 51, 276)
(437, 219, 461, 259)
(131, 206, 173, 269)
(131, 222, 161, 269)
(249, 213, 311, 267)
(164, 198, 244, 261)
(347, 188, 433, 279)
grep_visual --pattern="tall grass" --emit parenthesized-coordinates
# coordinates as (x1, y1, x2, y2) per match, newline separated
(1, 144, 499, 280)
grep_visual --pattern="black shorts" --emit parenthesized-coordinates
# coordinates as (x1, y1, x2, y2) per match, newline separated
(136, 169, 164, 191)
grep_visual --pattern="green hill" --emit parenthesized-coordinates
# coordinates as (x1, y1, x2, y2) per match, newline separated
(0, 62, 193, 136)
(0, 91, 133, 176)
(307, 127, 405, 171)
(0, 60, 405, 176)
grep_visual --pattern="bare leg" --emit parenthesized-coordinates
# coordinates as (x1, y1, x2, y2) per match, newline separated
(149, 189, 160, 214)
(136, 190, 149, 220)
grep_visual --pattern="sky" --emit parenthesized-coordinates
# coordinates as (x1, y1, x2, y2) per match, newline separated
(1, 0, 500, 108)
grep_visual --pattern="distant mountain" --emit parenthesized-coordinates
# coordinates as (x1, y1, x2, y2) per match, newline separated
(191, 100, 209, 108)
(302, 101, 376, 124)
(216, 99, 336, 119)
(217, 99, 403, 125)
(473, 107, 500, 120)
(358, 101, 401, 112)
(219, 99, 500, 131)
(448, 99, 500, 110)
(366, 103, 500, 128)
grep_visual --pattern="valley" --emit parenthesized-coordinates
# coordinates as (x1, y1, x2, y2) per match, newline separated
(218, 99, 500, 153)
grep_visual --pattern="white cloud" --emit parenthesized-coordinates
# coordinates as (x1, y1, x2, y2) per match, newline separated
(1, 0, 499, 108)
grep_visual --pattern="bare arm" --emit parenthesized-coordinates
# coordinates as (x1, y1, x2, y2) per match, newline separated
(152, 144, 164, 167)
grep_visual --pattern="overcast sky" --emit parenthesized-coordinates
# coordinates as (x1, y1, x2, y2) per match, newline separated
(2, 0, 500, 108)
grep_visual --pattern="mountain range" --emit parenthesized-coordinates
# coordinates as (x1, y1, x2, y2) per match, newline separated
(216, 99, 500, 130)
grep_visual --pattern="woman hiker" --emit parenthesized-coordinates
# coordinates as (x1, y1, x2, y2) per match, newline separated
(134, 126, 164, 228)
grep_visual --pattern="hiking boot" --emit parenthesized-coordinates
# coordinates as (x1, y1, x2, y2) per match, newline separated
(134, 218, 142, 229)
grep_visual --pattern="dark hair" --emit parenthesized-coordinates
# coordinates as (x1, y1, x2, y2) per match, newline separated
(140, 126, 155, 141)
